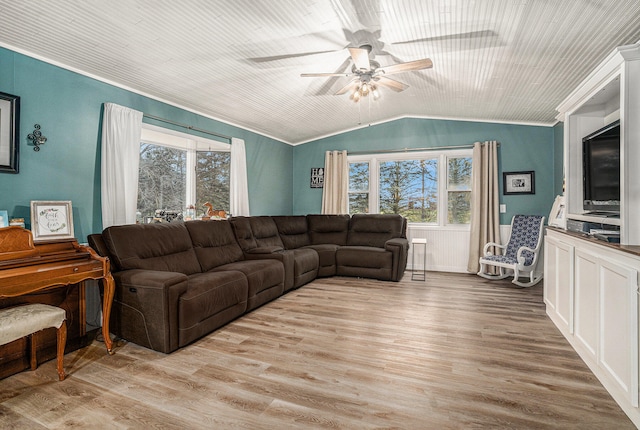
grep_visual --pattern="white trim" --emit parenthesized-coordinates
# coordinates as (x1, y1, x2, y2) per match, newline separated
(141, 123, 230, 151)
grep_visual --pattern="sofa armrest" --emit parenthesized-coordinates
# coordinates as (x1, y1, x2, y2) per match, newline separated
(385, 238, 409, 281)
(112, 269, 189, 353)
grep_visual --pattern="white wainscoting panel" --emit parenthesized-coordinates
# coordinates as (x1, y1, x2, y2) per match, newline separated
(407, 224, 511, 273)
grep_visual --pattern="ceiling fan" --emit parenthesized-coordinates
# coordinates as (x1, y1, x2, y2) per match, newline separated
(300, 44, 433, 102)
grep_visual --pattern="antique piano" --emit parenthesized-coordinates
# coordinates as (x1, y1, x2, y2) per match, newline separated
(0, 226, 114, 378)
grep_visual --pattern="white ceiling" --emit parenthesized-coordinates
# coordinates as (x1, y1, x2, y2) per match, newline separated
(1, 0, 640, 145)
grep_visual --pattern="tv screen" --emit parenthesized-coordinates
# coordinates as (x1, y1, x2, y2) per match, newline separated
(582, 120, 620, 213)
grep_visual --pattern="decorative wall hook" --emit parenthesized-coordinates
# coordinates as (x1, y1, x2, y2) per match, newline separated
(28, 124, 48, 151)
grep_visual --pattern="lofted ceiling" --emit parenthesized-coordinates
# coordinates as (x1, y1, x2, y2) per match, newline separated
(1, 1, 640, 145)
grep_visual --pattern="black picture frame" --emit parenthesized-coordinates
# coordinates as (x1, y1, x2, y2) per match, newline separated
(0, 91, 20, 173)
(503, 171, 535, 195)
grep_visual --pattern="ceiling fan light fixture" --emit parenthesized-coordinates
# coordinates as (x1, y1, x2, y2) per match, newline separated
(372, 86, 380, 100)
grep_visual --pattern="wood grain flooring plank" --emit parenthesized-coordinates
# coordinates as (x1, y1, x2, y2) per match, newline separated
(0, 272, 635, 429)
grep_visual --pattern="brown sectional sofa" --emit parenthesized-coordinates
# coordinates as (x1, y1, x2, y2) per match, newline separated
(88, 214, 408, 353)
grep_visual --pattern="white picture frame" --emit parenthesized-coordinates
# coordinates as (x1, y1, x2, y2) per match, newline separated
(30, 200, 74, 242)
(548, 195, 566, 229)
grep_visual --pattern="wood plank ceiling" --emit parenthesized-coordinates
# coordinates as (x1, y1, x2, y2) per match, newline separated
(0, 0, 640, 144)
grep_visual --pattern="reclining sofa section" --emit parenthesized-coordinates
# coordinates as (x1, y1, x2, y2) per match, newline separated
(89, 214, 408, 353)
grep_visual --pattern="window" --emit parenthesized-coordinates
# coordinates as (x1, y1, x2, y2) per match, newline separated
(137, 125, 230, 222)
(348, 150, 472, 225)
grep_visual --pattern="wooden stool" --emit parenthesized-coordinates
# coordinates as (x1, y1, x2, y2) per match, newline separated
(0, 304, 67, 381)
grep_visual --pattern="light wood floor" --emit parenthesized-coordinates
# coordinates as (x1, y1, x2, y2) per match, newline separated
(0, 272, 635, 429)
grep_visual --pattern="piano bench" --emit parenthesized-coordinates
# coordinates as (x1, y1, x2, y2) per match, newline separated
(0, 304, 67, 381)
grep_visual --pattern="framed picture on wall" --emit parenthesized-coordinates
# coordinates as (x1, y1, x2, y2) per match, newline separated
(0, 92, 20, 174)
(30, 200, 74, 242)
(503, 171, 535, 195)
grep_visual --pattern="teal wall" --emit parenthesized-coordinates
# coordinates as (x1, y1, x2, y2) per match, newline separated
(553, 122, 564, 196)
(0, 47, 293, 241)
(293, 117, 556, 224)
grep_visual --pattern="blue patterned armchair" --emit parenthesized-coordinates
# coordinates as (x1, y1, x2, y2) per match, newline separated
(477, 214, 545, 287)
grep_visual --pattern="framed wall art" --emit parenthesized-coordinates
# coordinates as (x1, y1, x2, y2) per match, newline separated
(0, 92, 20, 173)
(503, 171, 535, 195)
(30, 200, 74, 242)
(0, 210, 8, 227)
(310, 167, 324, 188)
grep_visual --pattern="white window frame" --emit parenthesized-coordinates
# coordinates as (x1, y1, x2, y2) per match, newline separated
(140, 123, 230, 208)
(348, 148, 472, 227)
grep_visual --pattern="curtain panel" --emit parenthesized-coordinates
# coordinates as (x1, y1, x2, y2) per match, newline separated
(230, 137, 250, 217)
(100, 103, 143, 228)
(321, 150, 349, 214)
(467, 141, 500, 273)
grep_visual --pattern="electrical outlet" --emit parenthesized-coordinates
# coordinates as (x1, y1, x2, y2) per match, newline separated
(500, 204, 506, 213)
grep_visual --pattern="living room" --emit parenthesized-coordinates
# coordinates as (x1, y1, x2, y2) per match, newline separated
(1, 1, 640, 428)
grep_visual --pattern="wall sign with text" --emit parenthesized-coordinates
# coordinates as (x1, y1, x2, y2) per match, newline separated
(310, 167, 324, 188)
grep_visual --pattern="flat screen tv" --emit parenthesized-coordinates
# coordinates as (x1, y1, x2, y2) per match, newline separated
(582, 120, 620, 214)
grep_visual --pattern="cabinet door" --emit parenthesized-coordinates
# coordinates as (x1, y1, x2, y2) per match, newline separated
(574, 249, 599, 358)
(544, 236, 558, 311)
(599, 259, 638, 407)
(548, 237, 574, 331)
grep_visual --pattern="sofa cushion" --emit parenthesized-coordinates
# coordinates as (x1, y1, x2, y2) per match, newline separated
(336, 246, 393, 280)
(347, 214, 405, 248)
(103, 223, 201, 275)
(185, 220, 244, 271)
(249, 217, 285, 248)
(214, 260, 284, 310)
(272, 216, 310, 249)
(291, 248, 319, 288)
(180, 271, 248, 346)
(304, 244, 339, 277)
(307, 214, 350, 245)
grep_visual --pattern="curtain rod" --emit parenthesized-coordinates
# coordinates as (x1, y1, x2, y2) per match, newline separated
(143, 114, 232, 142)
(347, 142, 499, 156)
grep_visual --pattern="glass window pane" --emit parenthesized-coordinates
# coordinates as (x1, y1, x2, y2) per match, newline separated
(349, 162, 369, 191)
(448, 157, 472, 191)
(349, 193, 369, 214)
(379, 159, 438, 223)
(137, 143, 186, 222)
(448, 191, 471, 224)
(196, 151, 231, 216)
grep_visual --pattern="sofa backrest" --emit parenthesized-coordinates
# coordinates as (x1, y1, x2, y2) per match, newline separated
(229, 216, 257, 251)
(307, 214, 350, 245)
(185, 220, 245, 271)
(347, 214, 406, 248)
(249, 216, 285, 248)
(272, 216, 310, 249)
(102, 223, 202, 275)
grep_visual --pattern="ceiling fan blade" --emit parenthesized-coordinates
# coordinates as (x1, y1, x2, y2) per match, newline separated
(248, 49, 340, 64)
(349, 47, 370, 70)
(301, 72, 352, 78)
(311, 57, 353, 96)
(335, 79, 359, 95)
(393, 29, 499, 45)
(378, 58, 433, 75)
(374, 76, 408, 92)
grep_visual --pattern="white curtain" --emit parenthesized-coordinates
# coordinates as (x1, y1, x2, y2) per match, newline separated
(321, 150, 349, 214)
(100, 103, 143, 229)
(468, 141, 501, 273)
(230, 137, 250, 216)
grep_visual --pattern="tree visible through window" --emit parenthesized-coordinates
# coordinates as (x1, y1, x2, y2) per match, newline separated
(137, 127, 231, 223)
(379, 159, 438, 222)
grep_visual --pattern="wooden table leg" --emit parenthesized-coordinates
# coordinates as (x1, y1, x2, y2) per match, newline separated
(102, 273, 115, 355)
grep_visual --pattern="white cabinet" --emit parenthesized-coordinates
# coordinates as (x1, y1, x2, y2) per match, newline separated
(545, 229, 640, 424)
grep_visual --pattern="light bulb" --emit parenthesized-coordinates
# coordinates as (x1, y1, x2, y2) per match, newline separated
(361, 83, 369, 95)
(372, 88, 380, 100)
